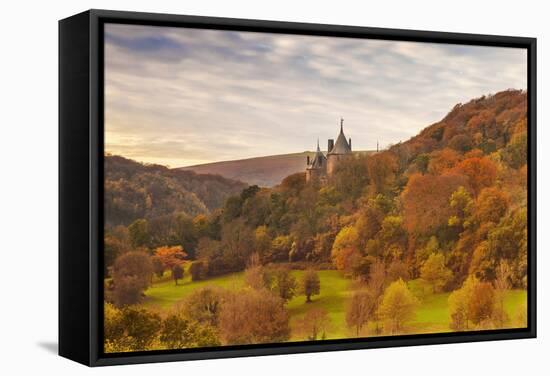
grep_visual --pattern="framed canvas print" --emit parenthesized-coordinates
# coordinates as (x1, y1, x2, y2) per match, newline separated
(59, 9, 537, 366)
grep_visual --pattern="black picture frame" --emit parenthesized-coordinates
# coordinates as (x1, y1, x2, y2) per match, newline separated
(59, 9, 537, 367)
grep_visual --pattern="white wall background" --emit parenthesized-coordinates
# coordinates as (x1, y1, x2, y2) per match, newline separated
(0, 0, 546, 374)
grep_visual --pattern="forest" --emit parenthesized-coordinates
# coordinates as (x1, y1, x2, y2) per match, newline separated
(103, 89, 528, 352)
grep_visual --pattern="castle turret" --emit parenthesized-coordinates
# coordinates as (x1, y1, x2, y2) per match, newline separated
(328, 139, 334, 153)
(327, 118, 352, 176)
(306, 139, 327, 182)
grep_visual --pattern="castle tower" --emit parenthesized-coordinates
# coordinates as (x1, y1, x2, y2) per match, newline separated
(306, 139, 327, 182)
(327, 118, 352, 176)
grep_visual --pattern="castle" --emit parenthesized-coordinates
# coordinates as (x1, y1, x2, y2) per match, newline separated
(306, 118, 352, 183)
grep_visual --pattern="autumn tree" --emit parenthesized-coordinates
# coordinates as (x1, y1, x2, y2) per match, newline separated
(151, 256, 165, 278)
(189, 260, 208, 281)
(331, 154, 370, 199)
(387, 259, 410, 283)
(377, 279, 419, 334)
(299, 308, 331, 340)
(128, 219, 150, 248)
(482, 208, 527, 285)
(355, 194, 393, 249)
(493, 260, 511, 328)
(154, 245, 187, 270)
(448, 276, 475, 330)
(428, 148, 460, 175)
(448, 186, 473, 230)
(366, 151, 399, 194)
(448, 134, 473, 153)
(379, 216, 407, 250)
(218, 289, 291, 345)
(475, 187, 509, 224)
(502, 131, 527, 169)
(270, 267, 297, 302)
(120, 306, 161, 351)
(453, 156, 497, 196)
(367, 259, 386, 304)
(415, 236, 440, 271)
(331, 226, 361, 274)
(154, 245, 187, 285)
(159, 314, 219, 349)
(420, 253, 452, 293)
(104, 230, 130, 275)
(302, 269, 321, 303)
(468, 280, 496, 326)
(112, 251, 153, 307)
(402, 173, 469, 235)
(220, 219, 255, 272)
(172, 213, 198, 258)
(244, 253, 268, 290)
(171, 264, 184, 285)
(179, 287, 224, 326)
(254, 225, 272, 260)
(346, 291, 375, 336)
(449, 275, 497, 330)
(104, 303, 126, 351)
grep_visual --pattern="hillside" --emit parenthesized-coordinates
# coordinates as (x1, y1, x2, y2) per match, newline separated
(104, 155, 247, 226)
(105, 89, 528, 351)
(392, 89, 527, 163)
(179, 151, 373, 187)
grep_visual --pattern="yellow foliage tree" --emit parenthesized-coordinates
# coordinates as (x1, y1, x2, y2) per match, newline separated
(331, 226, 361, 274)
(420, 252, 453, 293)
(377, 279, 419, 334)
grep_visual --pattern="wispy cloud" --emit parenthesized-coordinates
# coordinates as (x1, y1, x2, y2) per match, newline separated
(104, 23, 527, 168)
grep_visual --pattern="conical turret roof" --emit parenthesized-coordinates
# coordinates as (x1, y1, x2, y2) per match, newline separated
(308, 139, 327, 169)
(328, 118, 351, 155)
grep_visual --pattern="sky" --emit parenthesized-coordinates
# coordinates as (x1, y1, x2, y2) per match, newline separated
(104, 23, 527, 168)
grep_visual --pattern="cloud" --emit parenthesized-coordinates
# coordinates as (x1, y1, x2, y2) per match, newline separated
(104, 24, 527, 167)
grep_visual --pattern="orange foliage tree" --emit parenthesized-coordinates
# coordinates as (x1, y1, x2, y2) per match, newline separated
(428, 148, 461, 175)
(154, 245, 187, 269)
(367, 151, 399, 194)
(401, 173, 469, 236)
(453, 156, 497, 196)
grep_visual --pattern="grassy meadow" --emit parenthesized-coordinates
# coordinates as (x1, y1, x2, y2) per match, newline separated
(139, 268, 527, 341)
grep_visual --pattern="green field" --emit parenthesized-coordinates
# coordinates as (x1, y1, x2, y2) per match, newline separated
(139, 269, 527, 341)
